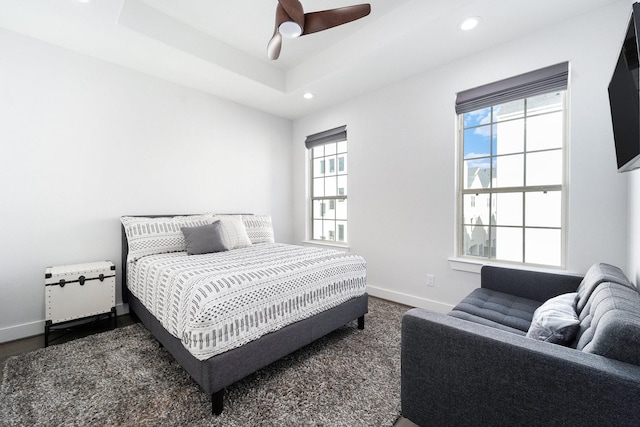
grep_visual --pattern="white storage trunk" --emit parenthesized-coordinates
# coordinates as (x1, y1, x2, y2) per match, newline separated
(45, 261, 116, 324)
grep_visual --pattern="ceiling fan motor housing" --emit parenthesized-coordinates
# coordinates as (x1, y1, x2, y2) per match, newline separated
(279, 21, 303, 38)
(268, 0, 371, 60)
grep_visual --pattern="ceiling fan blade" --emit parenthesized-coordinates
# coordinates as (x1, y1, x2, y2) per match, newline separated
(301, 4, 371, 36)
(267, 30, 282, 60)
(277, 0, 305, 29)
(267, 4, 289, 60)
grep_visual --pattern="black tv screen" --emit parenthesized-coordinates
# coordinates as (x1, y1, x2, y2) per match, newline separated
(608, 3, 640, 172)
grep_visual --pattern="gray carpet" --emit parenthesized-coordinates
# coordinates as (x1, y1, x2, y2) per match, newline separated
(0, 298, 407, 426)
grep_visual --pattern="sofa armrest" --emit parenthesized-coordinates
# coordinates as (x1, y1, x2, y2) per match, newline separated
(401, 309, 640, 427)
(481, 265, 583, 302)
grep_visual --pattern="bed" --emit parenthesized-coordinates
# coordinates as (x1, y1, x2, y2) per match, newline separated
(120, 213, 368, 415)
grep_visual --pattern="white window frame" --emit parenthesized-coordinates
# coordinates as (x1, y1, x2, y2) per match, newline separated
(454, 64, 570, 268)
(305, 126, 348, 246)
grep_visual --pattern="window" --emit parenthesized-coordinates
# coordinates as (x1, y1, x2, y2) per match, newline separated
(456, 63, 568, 267)
(306, 126, 348, 244)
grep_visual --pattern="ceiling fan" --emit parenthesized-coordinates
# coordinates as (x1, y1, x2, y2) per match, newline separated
(267, 0, 371, 60)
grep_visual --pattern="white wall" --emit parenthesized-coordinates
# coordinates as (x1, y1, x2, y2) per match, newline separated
(293, 1, 632, 311)
(0, 29, 293, 342)
(629, 170, 640, 286)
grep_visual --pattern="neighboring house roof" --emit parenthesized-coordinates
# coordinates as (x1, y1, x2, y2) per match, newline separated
(467, 167, 492, 189)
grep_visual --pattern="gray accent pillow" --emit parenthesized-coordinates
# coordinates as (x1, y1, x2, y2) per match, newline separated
(526, 292, 580, 345)
(181, 221, 228, 255)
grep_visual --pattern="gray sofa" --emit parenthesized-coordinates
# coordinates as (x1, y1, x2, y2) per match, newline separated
(401, 263, 640, 426)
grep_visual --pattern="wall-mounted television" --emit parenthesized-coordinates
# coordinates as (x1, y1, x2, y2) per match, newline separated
(608, 2, 640, 172)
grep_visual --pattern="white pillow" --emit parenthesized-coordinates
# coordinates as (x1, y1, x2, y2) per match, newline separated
(214, 215, 253, 249)
(526, 292, 580, 345)
(242, 214, 275, 244)
(121, 214, 214, 261)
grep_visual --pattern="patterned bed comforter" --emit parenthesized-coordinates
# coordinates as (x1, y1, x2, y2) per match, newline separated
(127, 243, 367, 360)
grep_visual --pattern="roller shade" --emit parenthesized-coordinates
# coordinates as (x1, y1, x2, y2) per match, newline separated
(455, 62, 569, 114)
(305, 125, 347, 149)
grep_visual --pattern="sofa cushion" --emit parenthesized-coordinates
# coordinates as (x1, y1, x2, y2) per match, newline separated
(449, 288, 541, 335)
(575, 263, 633, 314)
(526, 292, 579, 345)
(573, 282, 640, 365)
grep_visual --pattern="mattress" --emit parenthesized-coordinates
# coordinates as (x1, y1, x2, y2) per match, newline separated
(127, 243, 367, 360)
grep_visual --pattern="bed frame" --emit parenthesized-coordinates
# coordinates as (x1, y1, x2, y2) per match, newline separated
(120, 216, 368, 415)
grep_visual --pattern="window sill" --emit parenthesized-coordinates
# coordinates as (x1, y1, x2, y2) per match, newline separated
(448, 257, 568, 275)
(302, 240, 351, 252)
(448, 257, 484, 274)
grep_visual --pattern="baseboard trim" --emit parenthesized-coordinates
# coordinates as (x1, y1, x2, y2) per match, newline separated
(0, 303, 128, 344)
(366, 285, 453, 314)
(0, 319, 43, 344)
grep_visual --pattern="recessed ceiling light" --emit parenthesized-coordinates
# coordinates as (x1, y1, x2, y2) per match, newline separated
(76, 0, 91, 3)
(460, 16, 481, 31)
(303, 92, 314, 100)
